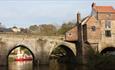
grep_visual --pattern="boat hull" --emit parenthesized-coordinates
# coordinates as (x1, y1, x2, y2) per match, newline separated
(15, 58, 32, 61)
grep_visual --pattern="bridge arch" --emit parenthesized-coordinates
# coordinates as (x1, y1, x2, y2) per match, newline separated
(49, 42, 76, 56)
(7, 45, 35, 66)
(49, 43, 76, 63)
(101, 47, 115, 55)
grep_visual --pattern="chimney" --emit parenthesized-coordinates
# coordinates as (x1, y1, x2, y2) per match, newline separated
(77, 12, 81, 24)
(92, 2, 96, 8)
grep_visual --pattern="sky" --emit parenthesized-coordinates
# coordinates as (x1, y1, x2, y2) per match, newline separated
(0, 0, 115, 28)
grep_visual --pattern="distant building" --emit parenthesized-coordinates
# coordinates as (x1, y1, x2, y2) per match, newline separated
(12, 26, 21, 33)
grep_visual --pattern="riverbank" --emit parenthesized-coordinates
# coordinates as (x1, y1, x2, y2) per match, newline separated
(76, 49, 115, 70)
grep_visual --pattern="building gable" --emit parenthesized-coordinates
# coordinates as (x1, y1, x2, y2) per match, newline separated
(65, 26, 78, 42)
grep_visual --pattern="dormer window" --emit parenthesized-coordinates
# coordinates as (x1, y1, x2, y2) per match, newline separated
(105, 20, 111, 29)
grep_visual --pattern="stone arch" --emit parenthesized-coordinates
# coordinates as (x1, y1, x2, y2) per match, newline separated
(51, 44, 75, 56)
(7, 45, 35, 66)
(100, 47, 115, 54)
(49, 43, 76, 63)
(49, 42, 76, 56)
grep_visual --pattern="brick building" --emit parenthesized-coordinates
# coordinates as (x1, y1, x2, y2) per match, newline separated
(65, 3, 115, 54)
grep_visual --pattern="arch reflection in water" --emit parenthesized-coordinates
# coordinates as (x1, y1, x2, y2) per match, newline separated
(8, 45, 34, 70)
(9, 61, 33, 70)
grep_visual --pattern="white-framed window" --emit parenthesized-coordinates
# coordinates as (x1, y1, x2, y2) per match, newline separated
(105, 20, 111, 29)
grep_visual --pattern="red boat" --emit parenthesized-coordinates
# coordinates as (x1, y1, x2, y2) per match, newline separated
(15, 56, 32, 61)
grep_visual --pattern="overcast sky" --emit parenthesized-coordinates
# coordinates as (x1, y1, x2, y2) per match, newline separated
(0, 0, 115, 28)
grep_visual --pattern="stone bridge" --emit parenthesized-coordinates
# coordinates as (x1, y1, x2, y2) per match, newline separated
(0, 33, 76, 66)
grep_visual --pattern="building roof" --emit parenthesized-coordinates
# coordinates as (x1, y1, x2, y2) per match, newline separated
(81, 16, 97, 26)
(81, 16, 90, 25)
(92, 3, 115, 13)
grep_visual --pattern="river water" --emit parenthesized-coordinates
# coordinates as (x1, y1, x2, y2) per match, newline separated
(0, 60, 87, 70)
(9, 61, 33, 70)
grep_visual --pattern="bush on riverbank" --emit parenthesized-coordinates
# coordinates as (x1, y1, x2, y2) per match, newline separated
(87, 49, 115, 70)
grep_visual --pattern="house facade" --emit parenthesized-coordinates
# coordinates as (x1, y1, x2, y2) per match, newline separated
(65, 3, 115, 54)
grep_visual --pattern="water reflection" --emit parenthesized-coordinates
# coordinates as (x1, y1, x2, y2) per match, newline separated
(9, 61, 33, 70)
(8, 60, 78, 70)
(49, 59, 77, 70)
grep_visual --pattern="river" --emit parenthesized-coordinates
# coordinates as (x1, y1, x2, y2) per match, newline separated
(0, 60, 88, 70)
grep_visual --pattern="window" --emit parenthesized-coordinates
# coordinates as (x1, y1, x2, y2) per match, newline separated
(69, 33, 72, 36)
(105, 20, 111, 28)
(91, 26, 96, 31)
(105, 30, 111, 37)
